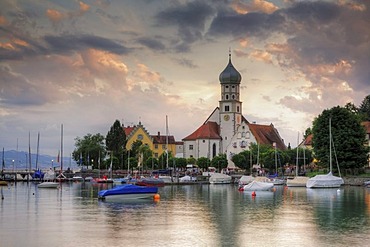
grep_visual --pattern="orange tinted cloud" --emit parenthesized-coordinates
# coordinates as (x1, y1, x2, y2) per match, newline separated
(232, 0, 278, 14)
(79, 1, 90, 12)
(46, 9, 64, 22)
(0, 15, 8, 25)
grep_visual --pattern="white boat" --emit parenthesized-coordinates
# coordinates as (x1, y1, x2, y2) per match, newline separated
(287, 132, 309, 187)
(179, 175, 197, 183)
(287, 176, 309, 187)
(38, 181, 59, 188)
(238, 175, 255, 186)
(306, 118, 344, 188)
(209, 173, 232, 184)
(242, 180, 274, 191)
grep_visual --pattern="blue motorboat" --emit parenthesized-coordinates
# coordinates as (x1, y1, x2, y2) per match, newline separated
(98, 184, 158, 201)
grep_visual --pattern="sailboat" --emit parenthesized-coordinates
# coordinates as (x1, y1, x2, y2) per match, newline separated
(268, 142, 285, 185)
(287, 132, 309, 187)
(306, 118, 344, 188)
(158, 115, 173, 184)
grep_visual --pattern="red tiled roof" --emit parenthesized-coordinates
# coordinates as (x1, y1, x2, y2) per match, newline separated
(248, 123, 286, 150)
(151, 135, 176, 144)
(303, 134, 313, 146)
(124, 126, 135, 136)
(182, 121, 221, 140)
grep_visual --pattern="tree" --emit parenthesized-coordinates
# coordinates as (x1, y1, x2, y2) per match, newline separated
(176, 158, 187, 169)
(197, 157, 210, 170)
(312, 106, 368, 173)
(358, 95, 370, 121)
(187, 157, 196, 165)
(158, 150, 173, 169)
(106, 120, 126, 167)
(72, 133, 105, 168)
(231, 153, 246, 169)
(210, 154, 228, 171)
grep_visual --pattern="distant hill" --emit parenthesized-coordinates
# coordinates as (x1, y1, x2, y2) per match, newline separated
(1, 150, 77, 170)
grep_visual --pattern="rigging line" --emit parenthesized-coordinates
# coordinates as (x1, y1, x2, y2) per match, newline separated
(331, 134, 342, 177)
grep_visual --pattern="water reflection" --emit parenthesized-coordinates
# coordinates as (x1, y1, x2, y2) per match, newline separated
(2, 183, 370, 246)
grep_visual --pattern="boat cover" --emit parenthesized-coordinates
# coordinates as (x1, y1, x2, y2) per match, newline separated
(98, 184, 158, 197)
(306, 172, 344, 188)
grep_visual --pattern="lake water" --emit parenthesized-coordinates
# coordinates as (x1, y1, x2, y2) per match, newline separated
(1, 182, 370, 247)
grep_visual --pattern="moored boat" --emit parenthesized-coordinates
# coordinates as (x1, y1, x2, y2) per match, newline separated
(38, 181, 59, 188)
(136, 177, 165, 187)
(241, 180, 274, 191)
(209, 173, 232, 184)
(98, 184, 158, 201)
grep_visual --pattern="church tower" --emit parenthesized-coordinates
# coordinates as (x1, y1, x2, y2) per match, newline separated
(219, 52, 242, 153)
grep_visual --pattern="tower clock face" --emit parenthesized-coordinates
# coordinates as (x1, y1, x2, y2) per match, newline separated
(224, 114, 230, 121)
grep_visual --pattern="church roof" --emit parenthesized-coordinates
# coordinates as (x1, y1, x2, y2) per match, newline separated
(182, 121, 221, 141)
(219, 53, 242, 84)
(248, 123, 286, 150)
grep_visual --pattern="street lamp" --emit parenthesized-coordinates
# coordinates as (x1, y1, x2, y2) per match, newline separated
(52, 160, 54, 168)
(12, 159, 14, 172)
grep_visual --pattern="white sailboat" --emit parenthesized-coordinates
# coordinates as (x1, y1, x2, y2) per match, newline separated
(287, 132, 309, 187)
(158, 115, 173, 183)
(306, 118, 344, 188)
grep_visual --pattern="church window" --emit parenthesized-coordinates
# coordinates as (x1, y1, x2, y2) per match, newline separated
(232, 95, 235, 99)
(237, 132, 242, 139)
(212, 143, 217, 158)
(240, 141, 246, 148)
(203, 140, 205, 143)
(246, 131, 250, 138)
(242, 132, 245, 137)
(225, 106, 230, 112)
(237, 106, 240, 112)
(226, 95, 229, 100)
(189, 145, 194, 150)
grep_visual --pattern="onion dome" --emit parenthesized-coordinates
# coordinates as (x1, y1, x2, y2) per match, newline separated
(219, 53, 242, 84)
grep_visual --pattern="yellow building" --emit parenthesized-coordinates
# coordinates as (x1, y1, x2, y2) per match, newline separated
(124, 121, 177, 158)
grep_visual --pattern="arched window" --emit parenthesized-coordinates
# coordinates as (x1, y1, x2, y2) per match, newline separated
(212, 143, 217, 158)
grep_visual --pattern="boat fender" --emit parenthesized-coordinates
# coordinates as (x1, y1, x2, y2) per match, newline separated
(154, 194, 160, 201)
(238, 186, 244, 192)
(252, 191, 256, 197)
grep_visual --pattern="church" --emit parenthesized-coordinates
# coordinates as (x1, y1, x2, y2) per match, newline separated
(182, 53, 286, 168)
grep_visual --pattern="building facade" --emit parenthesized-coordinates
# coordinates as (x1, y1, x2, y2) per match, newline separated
(124, 122, 178, 159)
(182, 53, 286, 168)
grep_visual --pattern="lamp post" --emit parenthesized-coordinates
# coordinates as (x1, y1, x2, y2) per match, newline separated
(12, 159, 14, 172)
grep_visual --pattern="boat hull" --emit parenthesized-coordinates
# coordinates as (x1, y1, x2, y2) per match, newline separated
(306, 172, 344, 188)
(243, 180, 274, 191)
(286, 176, 309, 187)
(98, 184, 158, 201)
(38, 182, 59, 188)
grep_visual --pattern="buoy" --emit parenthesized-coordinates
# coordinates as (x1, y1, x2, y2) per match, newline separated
(153, 193, 160, 201)
(238, 186, 244, 192)
(252, 191, 256, 197)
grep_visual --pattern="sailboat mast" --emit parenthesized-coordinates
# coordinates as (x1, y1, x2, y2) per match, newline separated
(329, 118, 332, 173)
(36, 132, 40, 170)
(61, 124, 63, 172)
(296, 132, 299, 176)
(166, 115, 169, 169)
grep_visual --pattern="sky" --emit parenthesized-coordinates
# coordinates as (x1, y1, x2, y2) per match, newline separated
(1, 0, 370, 160)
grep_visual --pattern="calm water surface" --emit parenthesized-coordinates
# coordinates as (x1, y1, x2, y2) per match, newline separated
(1, 182, 370, 247)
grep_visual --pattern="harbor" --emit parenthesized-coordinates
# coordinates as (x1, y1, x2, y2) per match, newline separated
(1, 182, 370, 247)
